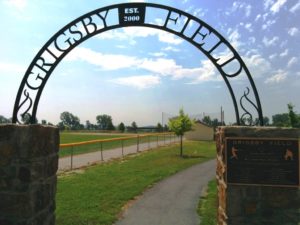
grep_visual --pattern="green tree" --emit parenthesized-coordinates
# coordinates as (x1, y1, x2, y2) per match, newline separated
(118, 122, 125, 132)
(202, 116, 212, 126)
(211, 118, 221, 128)
(156, 123, 163, 132)
(254, 117, 270, 126)
(164, 124, 169, 132)
(287, 103, 300, 128)
(60, 111, 80, 130)
(85, 120, 92, 130)
(168, 109, 193, 157)
(41, 119, 47, 125)
(57, 121, 65, 130)
(0, 115, 10, 124)
(272, 113, 290, 127)
(131, 121, 138, 133)
(96, 114, 114, 130)
(21, 114, 38, 124)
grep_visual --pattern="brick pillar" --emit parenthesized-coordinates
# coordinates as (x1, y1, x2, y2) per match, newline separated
(0, 124, 59, 225)
(216, 126, 300, 225)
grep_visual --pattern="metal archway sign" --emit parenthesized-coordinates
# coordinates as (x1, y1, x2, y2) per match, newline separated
(12, 2, 264, 125)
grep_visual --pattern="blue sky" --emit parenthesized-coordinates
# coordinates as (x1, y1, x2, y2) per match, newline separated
(0, 0, 299, 126)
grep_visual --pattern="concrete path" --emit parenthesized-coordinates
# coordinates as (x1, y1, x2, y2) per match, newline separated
(58, 138, 176, 172)
(115, 159, 216, 225)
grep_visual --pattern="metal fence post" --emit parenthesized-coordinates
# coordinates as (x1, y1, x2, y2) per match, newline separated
(137, 135, 139, 152)
(148, 135, 150, 149)
(157, 135, 159, 147)
(70, 146, 73, 170)
(121, 139, 124, 157)
(163, 133, 165, 145)
(100, 142, 104, 161)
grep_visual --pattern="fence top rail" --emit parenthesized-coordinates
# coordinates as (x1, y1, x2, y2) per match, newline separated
(59, 132, 174, 148)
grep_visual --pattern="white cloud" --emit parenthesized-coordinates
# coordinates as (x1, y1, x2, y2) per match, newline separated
(265, 70, 287, 83)
(110, 75, 160, 90)
(262, 13, 269, 21)
(262, 20, 276, 29)
(288, 27, 299, 36)
(138, 58, 219, 83)
(245, 5, 252, 17)
(149, 52, 167, 57)
(269, 53, 277, 60)
(180, 60, 220, 84)
(270, 0, 287, 13)
(280, 40, 288, 48)
(264, 0, 275, 9)
(139, 58, 180, 76)
(262, 36, 279, 47)
(157, 32, 183, 45)
(245, 23, 253, 32)
(290, 1, 300, 13)
(228, 2, 252, 17)
(287, 57, 298, 67)
(66, 47, 138, 70)
(96, 27, 183, 45)
(162, 46, 180, 52)
(66, 47, 219, 84)
(228, 29, 241, 48)
(244, 54, 272, 77)
(193, 8, 206, 17)
(4, 0, 27, 10)
(116, 45, 127, 49)
(231, 1, 240, 12)
(245, 49, 260, 56)
(0, 62, 25, 73)
(255, 14, 261, 21)
(279, 49, 289, 57)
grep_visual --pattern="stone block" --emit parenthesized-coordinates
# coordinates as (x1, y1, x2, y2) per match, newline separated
(216, 126, 300, 225)
(0, 124, 59, 224)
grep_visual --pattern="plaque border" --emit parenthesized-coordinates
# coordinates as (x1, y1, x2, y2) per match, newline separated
(225, 137, 300, 188)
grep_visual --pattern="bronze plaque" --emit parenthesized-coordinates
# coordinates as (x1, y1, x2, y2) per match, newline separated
(226, 138, 299, 187)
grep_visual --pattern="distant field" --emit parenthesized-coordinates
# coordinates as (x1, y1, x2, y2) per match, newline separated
(60, 132, 126, 144)
(59, 132, 174, 157)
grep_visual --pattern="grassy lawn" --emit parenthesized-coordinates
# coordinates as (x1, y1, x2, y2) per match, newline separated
(198, 180, 218, 225)
(59, 132, 175, 158)
(56, 140, 216, 225)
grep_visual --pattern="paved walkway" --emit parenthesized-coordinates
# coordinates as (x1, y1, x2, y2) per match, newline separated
(58, 138, 176, 171)
(115, 159, 216, 225)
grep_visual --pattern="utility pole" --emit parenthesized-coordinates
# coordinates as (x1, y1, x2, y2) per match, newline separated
(162, 112, 164, 132)
(221, 106, 223, 124)
(221, 106, 225, 125)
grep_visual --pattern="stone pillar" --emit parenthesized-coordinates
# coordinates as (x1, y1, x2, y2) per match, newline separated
(216, 126, 300, 225)
(0, 124, 59, 225)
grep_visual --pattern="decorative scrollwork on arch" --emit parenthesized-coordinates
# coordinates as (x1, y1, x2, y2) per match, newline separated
(12, 3, 264, 126)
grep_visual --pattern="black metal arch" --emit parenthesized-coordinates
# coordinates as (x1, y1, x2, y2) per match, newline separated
(12, 2, 264, 125)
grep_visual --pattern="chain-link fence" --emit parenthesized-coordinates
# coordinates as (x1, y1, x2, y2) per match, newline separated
(59, 133, 179, 171)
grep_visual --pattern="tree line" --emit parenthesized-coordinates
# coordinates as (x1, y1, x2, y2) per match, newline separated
(0, 111, 165, 133)
(57, 111, 141, 132)
(1, 103, 299, 129)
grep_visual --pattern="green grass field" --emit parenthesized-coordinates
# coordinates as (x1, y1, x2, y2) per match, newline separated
(197, 180, 217, 225)
(56, 140, 216, 225)
(59, 132, 175, 158)
(60, 132, 125, 144)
